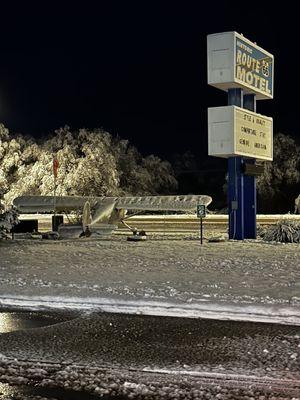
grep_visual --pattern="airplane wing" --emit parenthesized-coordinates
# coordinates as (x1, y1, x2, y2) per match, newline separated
(13, 195, 212, 213)
(115, 195, 212, 211)
(13, 195, 212, 226)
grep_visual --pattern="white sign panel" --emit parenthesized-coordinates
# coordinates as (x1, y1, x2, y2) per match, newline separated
(208, 106, 273, 161)
(207, 32, 274, 100)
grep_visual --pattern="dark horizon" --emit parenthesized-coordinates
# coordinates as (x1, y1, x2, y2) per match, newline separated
(0, 1, 299, 159)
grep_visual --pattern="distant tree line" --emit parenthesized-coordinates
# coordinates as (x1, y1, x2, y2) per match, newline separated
(257, 133, 300, 213)
(0, 122, 299, 213)
(172, 133, 300, 213)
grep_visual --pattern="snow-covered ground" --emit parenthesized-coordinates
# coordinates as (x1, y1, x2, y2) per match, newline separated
(1, 236, 300, 324)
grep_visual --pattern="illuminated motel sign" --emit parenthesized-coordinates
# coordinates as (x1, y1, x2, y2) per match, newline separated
(235, 38, 273, 98)
(207, 32, 274, 160)
(207, 31, 274, 100)
(207, 32, 274, 240)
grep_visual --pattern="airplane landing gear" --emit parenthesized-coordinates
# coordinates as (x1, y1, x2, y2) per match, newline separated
(121, 219, 147, 240)
(79, 226, 92, 238)
(127, 230, 147, 241)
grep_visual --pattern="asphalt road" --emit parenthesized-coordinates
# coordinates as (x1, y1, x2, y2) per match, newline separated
(0, 312, 300, 399)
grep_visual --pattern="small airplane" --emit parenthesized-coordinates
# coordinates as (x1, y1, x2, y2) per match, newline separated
(13, 194, 212, 237)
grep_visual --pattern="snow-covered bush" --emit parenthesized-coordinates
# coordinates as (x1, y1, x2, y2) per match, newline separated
(0, 207, 19, 240)
(261, 219, 300, 243)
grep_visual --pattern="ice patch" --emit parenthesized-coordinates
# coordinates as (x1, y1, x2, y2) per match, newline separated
(0, 294, 300, 325)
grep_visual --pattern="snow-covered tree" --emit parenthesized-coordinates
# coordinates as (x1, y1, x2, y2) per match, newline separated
(1, 124, 37, 205)
(0, 124, 177, 206)
(257, 133, 300, 213)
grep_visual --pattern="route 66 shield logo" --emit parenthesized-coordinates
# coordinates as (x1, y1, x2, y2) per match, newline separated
(262, 60, 270, 77)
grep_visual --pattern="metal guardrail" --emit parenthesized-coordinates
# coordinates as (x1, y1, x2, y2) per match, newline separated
(125, 214, 300, 224)
(117, 214, 300, 233)
(18, 214, 300, 233)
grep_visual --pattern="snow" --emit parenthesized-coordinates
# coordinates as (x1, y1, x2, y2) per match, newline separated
(1, 236, 300, 324)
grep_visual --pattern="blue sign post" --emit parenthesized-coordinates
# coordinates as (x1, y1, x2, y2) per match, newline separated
(243, 94, 257, 239)
(227, 91, 258, 240)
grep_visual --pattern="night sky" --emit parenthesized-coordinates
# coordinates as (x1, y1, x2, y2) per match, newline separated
(0, 1, 298, 158)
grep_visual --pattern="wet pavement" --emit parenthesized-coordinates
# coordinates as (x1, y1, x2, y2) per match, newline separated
(0, 312, 121, 399)
(0, 312, 73, 333)
(0, 382, 103, 400)
(2, 312, 300, 375)
(0, 311, 300, 399)
(0, 311, 131, 400)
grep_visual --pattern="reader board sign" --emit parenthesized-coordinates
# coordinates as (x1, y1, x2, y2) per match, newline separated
(207, 32, 274, 100)
(208, 105, 273, 161)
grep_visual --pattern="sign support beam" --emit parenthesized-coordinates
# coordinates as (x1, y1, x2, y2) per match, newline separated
(243, 94, 257, 239)
(197, 204, 206, 244)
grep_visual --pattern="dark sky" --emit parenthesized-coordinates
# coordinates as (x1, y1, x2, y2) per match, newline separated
(0, 1, 298, 158)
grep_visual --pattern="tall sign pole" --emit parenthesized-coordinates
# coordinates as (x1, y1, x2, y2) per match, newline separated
(197, 204, 206, 244)
(207, 32, 274, 240)
(243, 93, 257, 238)
(227, 88, 244, 240)
(53, 156, 59, 217)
